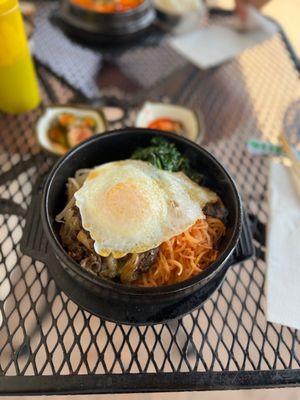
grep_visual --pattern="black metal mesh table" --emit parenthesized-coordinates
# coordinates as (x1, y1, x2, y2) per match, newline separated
(0, 3, 300, 395)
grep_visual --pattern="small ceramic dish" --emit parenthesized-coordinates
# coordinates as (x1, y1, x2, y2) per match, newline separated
(135, 101, 205, 142)
(36, 105, 108, 157)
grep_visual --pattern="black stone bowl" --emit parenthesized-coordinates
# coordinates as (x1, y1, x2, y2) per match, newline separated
(41, 128, 243, 323)
(57, 0, 155, 44)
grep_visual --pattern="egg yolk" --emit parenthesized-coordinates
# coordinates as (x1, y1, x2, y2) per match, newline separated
(105, 182, 148, 223)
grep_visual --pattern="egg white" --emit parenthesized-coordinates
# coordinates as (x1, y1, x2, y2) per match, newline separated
(74, 160, 217, 258)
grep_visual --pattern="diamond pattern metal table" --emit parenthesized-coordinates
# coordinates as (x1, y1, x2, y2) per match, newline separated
(0, 3, 299, 395)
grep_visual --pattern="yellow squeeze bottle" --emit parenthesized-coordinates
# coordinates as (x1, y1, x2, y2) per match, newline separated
(0, 0, 40, 114)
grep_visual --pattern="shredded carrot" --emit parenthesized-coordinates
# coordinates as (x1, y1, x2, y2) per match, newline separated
(134, 216, 226, 287)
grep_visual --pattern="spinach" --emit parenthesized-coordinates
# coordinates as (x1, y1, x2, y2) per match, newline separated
(131, 137, 203, 184)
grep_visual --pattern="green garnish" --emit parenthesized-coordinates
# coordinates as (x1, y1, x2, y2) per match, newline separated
(131, 137, 203, 183)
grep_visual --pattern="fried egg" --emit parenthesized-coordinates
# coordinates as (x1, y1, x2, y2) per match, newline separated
(74, 160, 217, 258)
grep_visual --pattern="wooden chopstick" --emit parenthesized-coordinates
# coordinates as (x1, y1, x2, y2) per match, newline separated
(279, 133, 300, 169)
(279, 132, 300, 198)
(290, 168, 300, 199)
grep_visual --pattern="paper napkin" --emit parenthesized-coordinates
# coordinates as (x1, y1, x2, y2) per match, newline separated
(266, 160, 300, 330)
(169, 5, 278, 69)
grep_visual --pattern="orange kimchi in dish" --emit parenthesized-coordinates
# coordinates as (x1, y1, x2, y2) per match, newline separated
(47, 112, 97, 154)
(148, 118, 185, 135)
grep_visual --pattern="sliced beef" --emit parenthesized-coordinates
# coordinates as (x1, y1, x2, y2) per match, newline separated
(204, 198, 228, 222)
(67, 241, 89, 263)
(137, 247, 159, 272)
(119, 247, 160, 284)
(60, 203, 160, 283)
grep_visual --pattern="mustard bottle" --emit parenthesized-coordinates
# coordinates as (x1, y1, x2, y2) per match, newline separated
(0, 0, 40, 114)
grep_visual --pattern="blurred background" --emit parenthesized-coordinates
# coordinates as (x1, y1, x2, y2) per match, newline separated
(210, 0, 300, 56)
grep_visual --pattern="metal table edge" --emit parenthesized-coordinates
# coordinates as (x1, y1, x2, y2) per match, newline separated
(1, 370, 300, 395)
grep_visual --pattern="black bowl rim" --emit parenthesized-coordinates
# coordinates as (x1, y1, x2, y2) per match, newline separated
(66, 0, 151, 17)
(41, 128, 242, 296)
